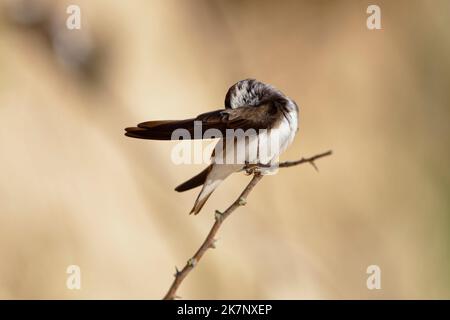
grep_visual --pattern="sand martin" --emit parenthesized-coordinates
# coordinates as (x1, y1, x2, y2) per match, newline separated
(125, 79, 299, 214)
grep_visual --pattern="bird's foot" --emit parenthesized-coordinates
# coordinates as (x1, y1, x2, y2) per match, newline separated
(244, 161, 259, 175)
(244, 161, 272, 175)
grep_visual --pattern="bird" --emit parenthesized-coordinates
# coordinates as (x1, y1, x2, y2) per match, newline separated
(125, 79, 299, 215)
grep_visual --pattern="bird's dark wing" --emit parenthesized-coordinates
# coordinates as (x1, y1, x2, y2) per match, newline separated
(174, 164, 212, 192)
(125, 118, 197, 140)
(124, 102, 282, 140)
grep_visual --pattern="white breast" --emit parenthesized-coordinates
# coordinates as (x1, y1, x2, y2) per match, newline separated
(212, 100, 298, 167)
(211, 117, 297, 167)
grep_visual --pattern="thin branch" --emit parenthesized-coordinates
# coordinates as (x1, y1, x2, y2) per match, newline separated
(279, 150, 332, 170)
(162, 150, 332, 300)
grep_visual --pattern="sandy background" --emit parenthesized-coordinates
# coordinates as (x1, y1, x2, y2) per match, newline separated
(0, 0, 449, 299)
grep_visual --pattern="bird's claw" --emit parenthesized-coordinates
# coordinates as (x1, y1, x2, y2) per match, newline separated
(244, 161, 273, 175)
(244, 163, 260, 175)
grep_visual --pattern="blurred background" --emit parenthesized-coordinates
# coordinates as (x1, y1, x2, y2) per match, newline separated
(0, 0, 449, 299)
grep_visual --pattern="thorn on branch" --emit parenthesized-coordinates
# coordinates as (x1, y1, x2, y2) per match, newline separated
(174, 266, 180, 277)
(215, 210, 223, 221)
(209, 238, 218, 249)
(187, 258, 197, 267)
(238, 197, 247, 206)
(310, 161, 319, 172)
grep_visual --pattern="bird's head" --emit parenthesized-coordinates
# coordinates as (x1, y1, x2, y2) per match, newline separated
(224, 79, 286, 109)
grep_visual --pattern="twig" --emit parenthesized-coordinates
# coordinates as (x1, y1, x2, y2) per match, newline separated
(279, 150, 332, 170)
(162, 150, 332, 300)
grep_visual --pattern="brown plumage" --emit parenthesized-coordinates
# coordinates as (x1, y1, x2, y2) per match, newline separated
(124, 102, 286, 141)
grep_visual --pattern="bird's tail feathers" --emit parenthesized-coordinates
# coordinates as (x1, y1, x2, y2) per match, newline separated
(189, 165, 238, 215)
(190, 180, 221, 215)
(175, 165, 212, 192)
